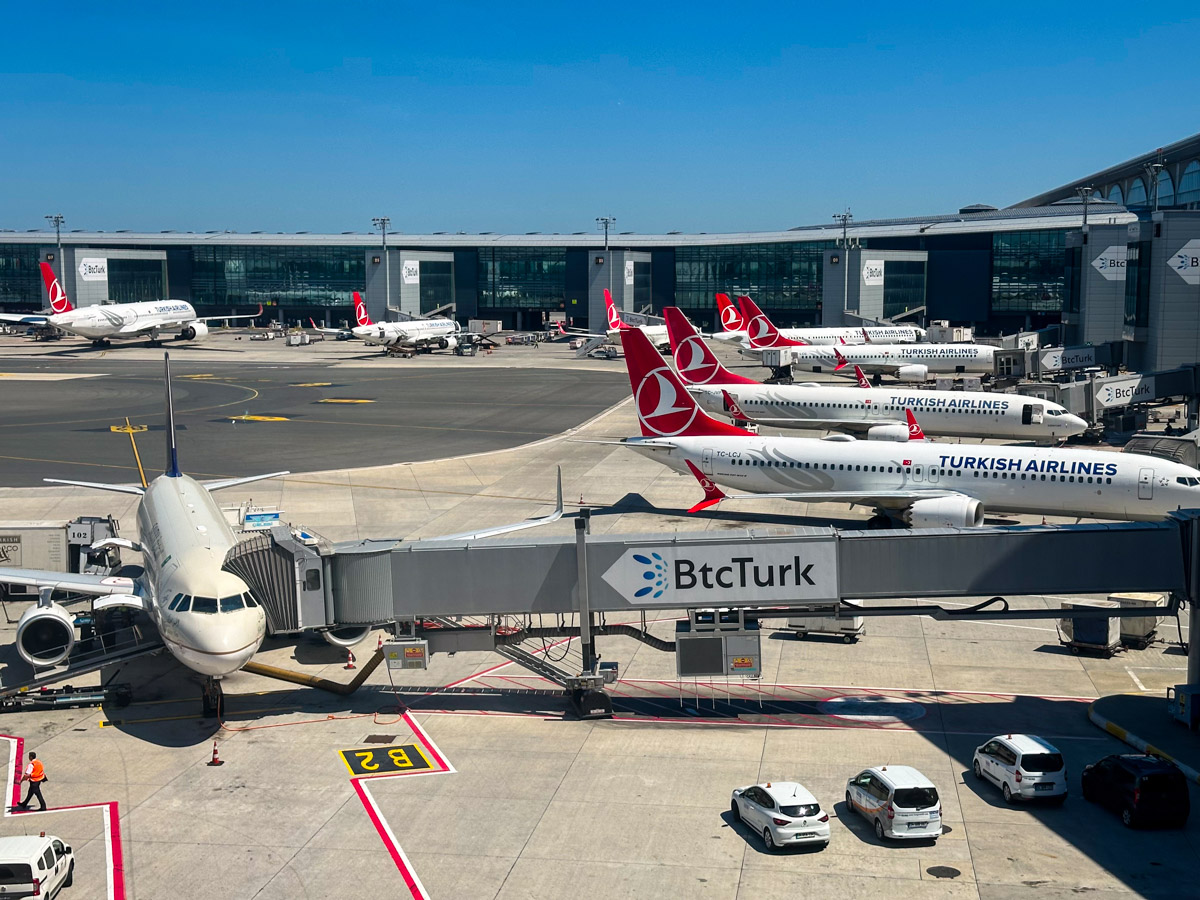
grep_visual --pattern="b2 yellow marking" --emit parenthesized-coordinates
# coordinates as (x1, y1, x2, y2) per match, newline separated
(318, 398, 374, 404)
(228, 415, 289, 422)
(340, 743, 434, 776)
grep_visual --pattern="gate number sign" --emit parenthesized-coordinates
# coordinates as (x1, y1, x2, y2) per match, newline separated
(340, 743, 434, 776)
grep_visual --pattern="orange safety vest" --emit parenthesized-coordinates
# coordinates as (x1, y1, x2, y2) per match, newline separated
(29, 760, 44, 782)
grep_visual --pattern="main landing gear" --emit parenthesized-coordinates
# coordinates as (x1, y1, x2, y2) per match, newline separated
(202, 677, 224, 718)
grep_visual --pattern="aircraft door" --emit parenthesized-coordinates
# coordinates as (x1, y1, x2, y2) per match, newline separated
(1138, 467, 1154, 500)
(1021, 404, 1043, 425)
(927, 464, 940, 484)
(701, 448, 714, 476)
(912, 464, 924, 483)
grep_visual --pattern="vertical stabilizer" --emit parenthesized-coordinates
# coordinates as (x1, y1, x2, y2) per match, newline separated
(164, 353, 181, 477)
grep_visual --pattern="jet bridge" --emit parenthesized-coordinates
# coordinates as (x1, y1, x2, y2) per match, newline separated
(224, 511, 1200, 715)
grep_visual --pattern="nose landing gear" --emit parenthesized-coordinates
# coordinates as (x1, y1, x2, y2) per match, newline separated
(202, 677, 224, 718)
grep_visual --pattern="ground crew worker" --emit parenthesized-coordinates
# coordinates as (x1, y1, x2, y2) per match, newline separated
(18, 752, 47, 811)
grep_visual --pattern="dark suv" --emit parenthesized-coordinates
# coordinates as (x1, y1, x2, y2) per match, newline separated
(1081, 754, 1190, 828)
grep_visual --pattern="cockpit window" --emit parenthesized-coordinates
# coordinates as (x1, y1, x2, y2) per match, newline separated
(243, 592, 260, 608)
(175, 595, 191, 612)
(168, 593, 185, 611)
(219, 594, 245, 612)
(1177, 477, 1200, 487)
(191, 596, 218, 614)
(1046, 409, 1061, 416)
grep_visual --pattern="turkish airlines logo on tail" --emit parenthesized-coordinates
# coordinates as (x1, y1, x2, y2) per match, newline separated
(635, 366, 699, 436)
(905, 408, 926, 441)
(353, 292, 370, 326)
(716, 294, 745, 332)
(748, 314, 783, 347)
(854, 365, 871, 389)
(722, 389, 749, 422)
(40, 263, 72, 313)
(676, 335, 720, 384)
(606, 291, 622, 330)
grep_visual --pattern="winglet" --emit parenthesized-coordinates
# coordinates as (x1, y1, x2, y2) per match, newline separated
(164, 353, 181, 477)
(905, 408, 927, 441)
(556, 321, 568, 336)
(721, 389, 752, 423)
(40, 262, 73, 314)
(684, 460, 727, 513)
(833, 347, 848, 371)
(853, 365, 871, 389)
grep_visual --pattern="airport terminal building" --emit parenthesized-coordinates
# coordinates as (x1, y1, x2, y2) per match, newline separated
(1, 133, 1197, 367)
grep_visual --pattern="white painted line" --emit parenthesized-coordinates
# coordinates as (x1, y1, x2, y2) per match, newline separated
(1125, 668, 1149, 692)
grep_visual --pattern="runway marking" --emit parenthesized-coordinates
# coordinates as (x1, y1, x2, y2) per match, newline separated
(1, 733, 126, 899)
(318, 398, 375, 404)
(228, 415, 289, 422)
(1125, 668, 1149, 691)
(352, 711, 454, 900)
(291, 382, 332, 387)
(179, 373, 215, 378)
(0, 372, 107, 380)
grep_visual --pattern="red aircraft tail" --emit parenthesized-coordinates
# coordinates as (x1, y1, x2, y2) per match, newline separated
(621, 327, 746, 438)
(905, 408, 927, 441)
(715, 293, 746, 332)
(833, 347, 849, 371)
(853, 365, 871, 389)
(604, 288, 629, 331)
(664, 307, 757, 386)
(40, 262, 73, 314)
(352, 291, 373, 327)
(684, 460, 728, 513)
(737, 295, 806, 349)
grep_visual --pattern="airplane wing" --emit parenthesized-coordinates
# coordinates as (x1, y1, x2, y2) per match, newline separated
(309, 318, 350, 336)
(431, 468, 565, 541)
(0, 568, 139, 597)
(728, 416, 903, 432)
(194, 304, 264, 324)
(0, 312, 48, 325)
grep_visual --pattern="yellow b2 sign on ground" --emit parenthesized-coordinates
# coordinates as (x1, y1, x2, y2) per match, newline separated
(340, 744, 434, 776)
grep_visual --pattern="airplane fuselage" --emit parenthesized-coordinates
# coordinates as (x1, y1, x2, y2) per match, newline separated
(744, 342, 994, 377)
(721, 326, 925, 346)
(627, 435, 1200, 522)
(136, 474, 266, 677)
(49, 301, 200, 341)
(355, 317, 458, 348)
(690, 383, 1088, 441)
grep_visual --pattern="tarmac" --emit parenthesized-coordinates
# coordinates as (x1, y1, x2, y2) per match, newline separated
(1090, 693, 1200, 783)
(0, 330, 1196, 899)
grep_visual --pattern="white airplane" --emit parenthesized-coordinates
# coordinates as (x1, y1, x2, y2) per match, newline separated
(738, 296, 990, 381)
(715, 293, 926, 346)
(14, 263, 262, 347)
(663, 308, 1087, 442)
(0, 355, 564, 706)
(558, 289, 670, 352)
(314, 292, 468, 352)
(615, 325, 1200, 528)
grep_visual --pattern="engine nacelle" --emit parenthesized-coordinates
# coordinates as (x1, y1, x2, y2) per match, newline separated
(320, 625, 372, 648)
(903, 496, 985, 528)
(439, 336, 458, 350)
(16, 601, 75, 668)
(866, 424, 911, 442)
(895, 364, 928, 383)
(181, 322, 210, 342)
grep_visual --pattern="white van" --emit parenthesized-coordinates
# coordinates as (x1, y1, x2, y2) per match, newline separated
(0, 832, 74, 898)
(973, 734, 1068, 804)
(846, 766, 942, 841)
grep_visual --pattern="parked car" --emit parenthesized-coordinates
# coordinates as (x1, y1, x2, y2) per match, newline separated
(973, 734, 1067, 804)
(0, 832, 74, 898)
(730, 781, 831, 851)
(846, 766, 941, 841)
(1081, 754, 1190, 828)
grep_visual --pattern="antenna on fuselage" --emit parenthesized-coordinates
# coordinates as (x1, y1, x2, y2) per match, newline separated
(164, 353, 181, 477)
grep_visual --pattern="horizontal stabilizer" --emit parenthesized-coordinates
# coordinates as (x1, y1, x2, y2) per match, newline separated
(203, 471, 290, 492)
(431, 467, 564, 541)
(43, 478, 145, 496)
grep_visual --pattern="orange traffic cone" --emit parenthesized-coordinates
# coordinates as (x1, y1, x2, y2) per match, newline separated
(376, 634, 383, 652)
(207, 741, 224, 767)
(1042, 517, 1047, 526)
(344, 649, 356, 670)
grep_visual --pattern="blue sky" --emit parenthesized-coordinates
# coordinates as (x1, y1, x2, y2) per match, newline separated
(2, 2, 1197, 235)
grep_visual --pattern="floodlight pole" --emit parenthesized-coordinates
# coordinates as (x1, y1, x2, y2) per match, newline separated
(833, 209, 852, 316)
(1075, 187, 1093, 238)
(596, 216, 616, 301)
(44, 214, 64, 279)
(373, 216, 391, 316)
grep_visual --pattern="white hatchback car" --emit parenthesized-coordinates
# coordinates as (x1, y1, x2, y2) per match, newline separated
(973, 734, 1067, 804)
(730, 781, 831, 851)
(846, 766, 942, 841)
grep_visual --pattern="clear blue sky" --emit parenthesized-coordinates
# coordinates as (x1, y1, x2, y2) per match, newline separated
(2, 2, 1197, 235)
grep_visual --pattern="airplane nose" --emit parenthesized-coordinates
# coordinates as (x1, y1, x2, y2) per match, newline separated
(1063, 414, 1089, 434)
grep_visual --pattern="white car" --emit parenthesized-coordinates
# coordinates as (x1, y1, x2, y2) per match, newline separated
(846, 766, 942, 841)
(730, 781, 831, 851)
(973, 734, 1068, 804)
(0, 832, 74, 898)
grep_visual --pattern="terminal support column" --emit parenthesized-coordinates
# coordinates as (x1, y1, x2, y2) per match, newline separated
(575, 510, 595, 675)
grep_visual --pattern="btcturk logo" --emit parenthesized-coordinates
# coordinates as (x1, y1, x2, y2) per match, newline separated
(720, 303, 744, 330)
(633, 552, 668, 599)
(677, 336, 719, 384)
(636, 367, 698, 436)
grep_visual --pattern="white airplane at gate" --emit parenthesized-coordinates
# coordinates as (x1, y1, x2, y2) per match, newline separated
(558, 289, 670, 352)
(615, 325, 1200, 528)
(8, 263, 262, 346)
(663, 308, 1087, 442)
(737, 296, 990, 381)
(713, 293, 926, 346)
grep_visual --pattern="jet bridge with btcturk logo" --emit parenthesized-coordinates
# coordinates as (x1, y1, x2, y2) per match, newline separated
(223, 510, 1200, 719)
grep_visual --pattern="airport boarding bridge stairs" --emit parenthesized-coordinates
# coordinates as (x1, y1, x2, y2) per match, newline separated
(216, 512, 1200, 717)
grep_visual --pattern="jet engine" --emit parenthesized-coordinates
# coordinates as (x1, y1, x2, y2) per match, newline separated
(180, 322, 210, 342)
(865, 424, 911, 442)
(438, 336, 458, 350)
(895, 364, 928, 383)
(16, 600, 75, 668)
(321, 625, 371, 648)
(903, 496, 985, 528)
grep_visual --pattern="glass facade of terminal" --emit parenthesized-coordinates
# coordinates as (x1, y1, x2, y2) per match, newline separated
(108, 259, 165, 305)
(990, 229, 1067, 314)
(477, 247, 566, 311)
(0, 243, 42, 311)
(1124, 239, 1152, 330)
(419, 260, 454, 314)
(673, 242, 835, 322)
(190, 245, 366, 309)
(882, 259, 926, 319)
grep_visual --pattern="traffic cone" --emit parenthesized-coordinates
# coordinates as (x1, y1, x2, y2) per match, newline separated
(207, 741, 224, 767)
(1042, 517, 1047, 526)
(376, 634, 383, 653)
(344, 649, 356, 670)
